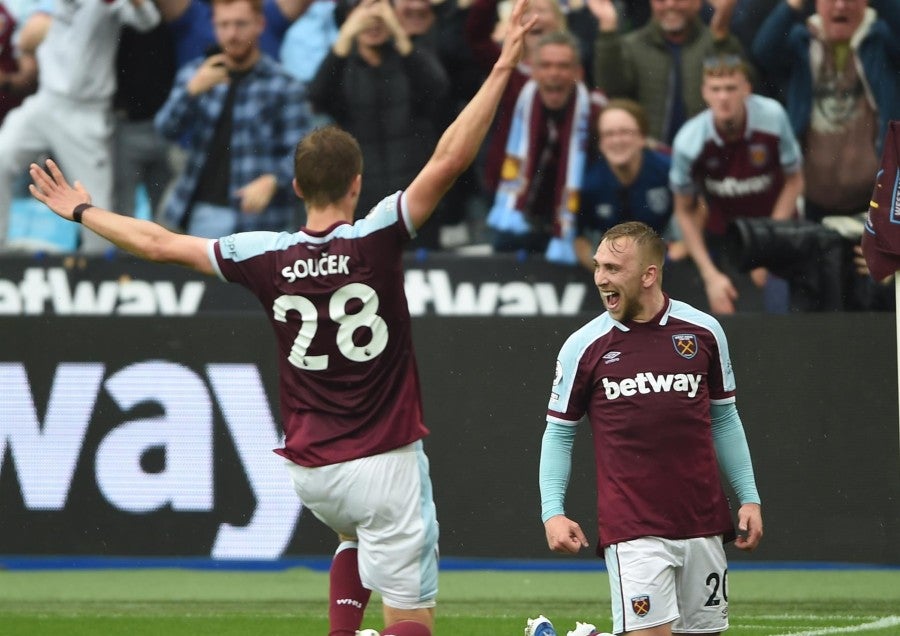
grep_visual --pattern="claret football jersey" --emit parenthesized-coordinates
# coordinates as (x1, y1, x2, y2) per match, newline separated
(548, 295, 737, 549)
(670, 94, 802, 236)
(862, 120, 900, 281)
(209, 191, 429, 467)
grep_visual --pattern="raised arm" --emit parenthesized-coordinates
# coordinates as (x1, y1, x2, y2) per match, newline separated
(29, 160, 215, 275)
(751, 0, 802, 76)
(707, 0, 738, 41)
(592, 0, 631, 100)
(405, 0, 536, 229)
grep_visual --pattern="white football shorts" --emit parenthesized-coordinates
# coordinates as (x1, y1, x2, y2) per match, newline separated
(604, 535, 729, 634)
(284, 441, 439, 610)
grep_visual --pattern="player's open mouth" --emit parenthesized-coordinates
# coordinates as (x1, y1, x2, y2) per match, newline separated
(602, 290, 620, 310)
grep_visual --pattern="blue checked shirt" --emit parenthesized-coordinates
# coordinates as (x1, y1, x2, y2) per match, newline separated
(155, 54, 312, 232)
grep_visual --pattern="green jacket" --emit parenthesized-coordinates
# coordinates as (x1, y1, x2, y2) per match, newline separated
(593, 16, 746, 143)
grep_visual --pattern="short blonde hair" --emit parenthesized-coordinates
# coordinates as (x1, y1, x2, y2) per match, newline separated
(600, 222, 666, 269)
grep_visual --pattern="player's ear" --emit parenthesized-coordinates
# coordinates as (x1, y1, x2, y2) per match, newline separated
(292, 178, 304, 200)
(642, 263, 659, 288)
(348, 174, 362, 199)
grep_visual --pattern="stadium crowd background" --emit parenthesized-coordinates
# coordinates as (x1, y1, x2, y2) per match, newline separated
(0, 0, 897, 312)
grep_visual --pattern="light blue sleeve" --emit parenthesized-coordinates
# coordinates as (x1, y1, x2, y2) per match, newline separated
(669, 116, 706, 196)
(710, 402, 761, 505)
(539, 422, 578, 523)
(777, 104, 803, 173)
(669, 142, 694, 195)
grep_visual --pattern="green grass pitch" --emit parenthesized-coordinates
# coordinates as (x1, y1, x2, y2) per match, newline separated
(0, 567, 898, 635)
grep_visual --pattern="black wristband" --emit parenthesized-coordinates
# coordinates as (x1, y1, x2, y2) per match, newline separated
(72, 203, 93, 224)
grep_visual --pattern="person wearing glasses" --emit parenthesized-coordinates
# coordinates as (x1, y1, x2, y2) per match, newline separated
(574, 98, 684, 272)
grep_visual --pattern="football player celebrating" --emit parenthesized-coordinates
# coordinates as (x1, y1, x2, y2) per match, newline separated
(538, 221, 763, 636)
(28, 0, 537, 634)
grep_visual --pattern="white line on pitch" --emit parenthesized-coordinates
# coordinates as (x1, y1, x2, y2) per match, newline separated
(754, 615, 879, 622)
(771, 616, 900, 636)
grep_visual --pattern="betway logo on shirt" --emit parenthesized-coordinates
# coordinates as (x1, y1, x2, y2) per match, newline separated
(602, 372, 702, 400)
(704, 174, 773, 198)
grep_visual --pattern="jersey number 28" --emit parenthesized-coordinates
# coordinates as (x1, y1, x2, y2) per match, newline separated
(273, 283, 389, 370)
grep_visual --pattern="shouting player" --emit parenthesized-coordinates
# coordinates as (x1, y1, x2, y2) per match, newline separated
(537, 221, 763, 636)
(27, 0, 537, 634)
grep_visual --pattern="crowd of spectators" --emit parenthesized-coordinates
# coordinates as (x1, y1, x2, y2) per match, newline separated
(0, 0, 897, 312)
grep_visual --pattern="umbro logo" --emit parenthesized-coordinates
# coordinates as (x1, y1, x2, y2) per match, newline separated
(602, 350, 622, 364)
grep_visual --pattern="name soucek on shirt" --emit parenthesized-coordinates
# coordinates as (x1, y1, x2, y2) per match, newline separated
(548, 295, 737, 551)
(209, 191, 428, 467)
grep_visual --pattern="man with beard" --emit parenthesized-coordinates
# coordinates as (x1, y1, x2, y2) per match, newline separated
(536, 221, 764, 635)
(592, 0, 747, 146)
(157, 0, 312, 68)
(154, 0, 312, 237)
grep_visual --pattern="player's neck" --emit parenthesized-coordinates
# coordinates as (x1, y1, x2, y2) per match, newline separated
(304, 206, 354, 232)
(632, 289, 666, 323)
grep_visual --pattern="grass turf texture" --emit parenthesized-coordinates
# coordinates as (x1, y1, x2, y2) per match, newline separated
(1, 568, 899, 635)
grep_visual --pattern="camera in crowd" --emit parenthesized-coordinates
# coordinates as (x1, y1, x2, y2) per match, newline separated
(725, 215, 893, 312)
